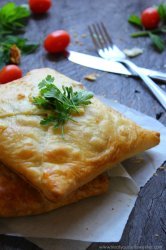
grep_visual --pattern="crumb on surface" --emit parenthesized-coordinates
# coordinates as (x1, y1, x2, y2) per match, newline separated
(155, 234, 159, 237)
(81, 34, 87, 38)
(84, 73, 100, 81)
(73, 32, 78, 38)
(123, 47, 143, 58)
(75, 40, 80, 44)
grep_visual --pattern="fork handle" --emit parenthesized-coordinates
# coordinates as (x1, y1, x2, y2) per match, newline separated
(122, 60, 166, 110)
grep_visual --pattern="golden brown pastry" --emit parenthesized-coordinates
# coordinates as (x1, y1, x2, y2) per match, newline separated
(0, 162, 109, 217)
(0, 68, 160, 201)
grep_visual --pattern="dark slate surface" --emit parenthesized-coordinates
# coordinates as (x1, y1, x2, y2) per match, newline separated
(88, 162, 166, 250)
(0, 0, 166, 249)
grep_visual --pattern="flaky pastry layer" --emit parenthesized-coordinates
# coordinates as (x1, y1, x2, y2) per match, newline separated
(0, 163, 109, 217)
(0, 68, 160, 201)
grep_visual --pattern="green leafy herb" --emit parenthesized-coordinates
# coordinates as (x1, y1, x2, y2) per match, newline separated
(0, 36, 38, 68)
(0, 3, 30, 35)
(149, 32, 165, 52)
(1, 36, 38, 54)
(158, 3, 166, 22)
(0, 3, 38, 68)
(128, 15, 142, 28)
(33, 75, 93, 136)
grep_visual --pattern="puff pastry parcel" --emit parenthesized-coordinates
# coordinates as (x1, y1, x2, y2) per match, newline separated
(0, 68, 160, 201)
(0, 162, 109, 217)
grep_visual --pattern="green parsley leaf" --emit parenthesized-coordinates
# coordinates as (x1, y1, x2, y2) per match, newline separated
(128, 15, 142, 28)
(0, 3, 30, 35)
(40, 115, 57, 126)
(33, 96, 48, 106)
(0, 3, 39, 68)
(33, 75, 93, 136)
(158, 3, 166, 22)
(1, 36, 38, 54)
(38, 75, 55, 89)
(0, 48, 9, 68)
(149, 33, 165, 52)
(0, 36, 38, 66)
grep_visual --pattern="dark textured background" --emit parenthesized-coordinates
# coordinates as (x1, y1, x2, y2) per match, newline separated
(0, 0, 166, 249)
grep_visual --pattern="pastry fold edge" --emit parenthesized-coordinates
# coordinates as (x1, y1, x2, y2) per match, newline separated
(0, 163, 109, 217)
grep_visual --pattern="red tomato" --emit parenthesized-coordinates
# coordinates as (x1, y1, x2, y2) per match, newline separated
(141, 7, 160, 29)
(29, 0, 52, 14)
(44, 30, 71, 53)
(0, 65, 22, 84)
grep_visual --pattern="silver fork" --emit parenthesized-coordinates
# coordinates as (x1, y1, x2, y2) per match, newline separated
(88, 22, 166, 110)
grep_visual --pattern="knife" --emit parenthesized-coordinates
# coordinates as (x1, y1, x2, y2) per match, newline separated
(67, 51, 166, 82)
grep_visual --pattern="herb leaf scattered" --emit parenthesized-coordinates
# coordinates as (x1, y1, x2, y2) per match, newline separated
(149, 32, 165, 52)
(1, 36, 39, 54)
(128, 15, 142, 28)
(33, 75, 93, 135)
(0, 3, 30, 35)
(0, 36, 39, 67)
(158, 3, 166, 22)
(0, 3, 38, 68)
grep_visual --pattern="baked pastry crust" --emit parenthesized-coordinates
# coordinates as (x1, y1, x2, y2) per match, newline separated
(0, 68, 160, 201)
(0, 163, 109, 217)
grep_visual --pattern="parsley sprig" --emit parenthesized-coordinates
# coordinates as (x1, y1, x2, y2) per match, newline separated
(0, 2, 30, 35)
(33, 75, 93, 135)
(0, 3, 38, 67)
(128, 3, 166, 52)
(0, 36, 38, 68)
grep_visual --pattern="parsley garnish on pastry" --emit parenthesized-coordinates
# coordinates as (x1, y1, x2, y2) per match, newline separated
(0, 68, 160, 202)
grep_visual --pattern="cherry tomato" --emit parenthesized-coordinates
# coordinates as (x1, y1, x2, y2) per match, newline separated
(29, 0, 52, 14)
(141, 7, 160, 29)
(0, 65, 22, 84)
(44, 30, 71, 53)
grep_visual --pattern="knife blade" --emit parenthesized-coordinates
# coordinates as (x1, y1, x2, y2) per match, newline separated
(67, 51, 166, 82)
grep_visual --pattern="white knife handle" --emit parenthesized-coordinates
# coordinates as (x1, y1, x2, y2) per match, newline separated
(137, 67, 166, 82)
(123, 60, 166, 110)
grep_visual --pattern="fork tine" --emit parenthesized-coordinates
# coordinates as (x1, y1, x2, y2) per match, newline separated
(100, 22, 114, 46)
(93, 24, 104, 49)
(89, 22, 113, 51)
(88, 25, 101, 50)
(94, 23, 111, 49)
(88, 25, 98, 49)
(96, 23, 110, 49)
(88, 24, 105, 49)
